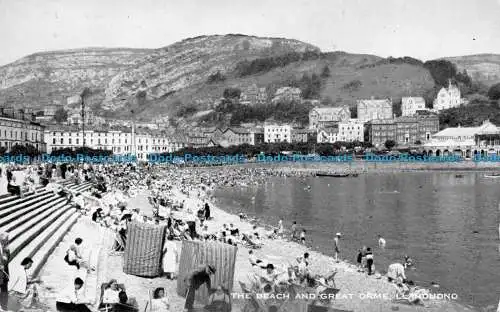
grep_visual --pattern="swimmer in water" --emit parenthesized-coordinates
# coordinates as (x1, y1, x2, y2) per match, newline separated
(378, 235, 386, 249)
(404, 255, 414, 269)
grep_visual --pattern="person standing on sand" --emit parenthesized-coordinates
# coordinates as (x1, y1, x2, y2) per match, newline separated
(204, 202, 211, 220)
(0, 232, 10, 310)
(277, 220, 284, 237)
(300, 229, 306, 244)
(378, 235, 386, 249)
(366, 248, 374, 275)
(162, 235, 179, 280)
(356, 249, 363, 270)
(291, 221, 297, 240)
(183, 264, 216, 312)
(334, 233, 341, 262)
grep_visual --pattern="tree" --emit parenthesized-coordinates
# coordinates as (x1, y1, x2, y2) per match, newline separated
(223, 88, 242, 100)
(9, 144, 40, 157)
(54, 108, 68, 123)
(320, 65, 331, 78)
(467, 93, 491, 105)
(384, 140, 396, 150)
(342, 80, 362, 92)
(206, 71, 226, 84)
(423, 60, 457, 87)
(81, 87, 92, 104)
(488, 83, 500, 101)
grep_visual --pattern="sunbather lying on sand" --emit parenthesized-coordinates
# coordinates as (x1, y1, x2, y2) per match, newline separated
(392, 282, 428, 306)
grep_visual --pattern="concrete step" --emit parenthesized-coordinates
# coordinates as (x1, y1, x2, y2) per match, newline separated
(9, 204, 76, 259)
(0, 193, 55, 220)
(36, 218, 106, 310)
(0, 181, 89, 207)
(29, 211, 81, 279)
(0, 186, 47, 205)
(0, 191, 53, 211)
(10, 208, 80, 273)
(7, 200, 69, 245)
(0, 183, 91, 228)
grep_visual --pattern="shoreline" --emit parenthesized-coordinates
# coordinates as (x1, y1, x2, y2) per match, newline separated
(178, 160, 500, 173)
(172, 185, 480, 312)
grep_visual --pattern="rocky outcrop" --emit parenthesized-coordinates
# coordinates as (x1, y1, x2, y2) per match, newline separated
(0, 35, 318, 112)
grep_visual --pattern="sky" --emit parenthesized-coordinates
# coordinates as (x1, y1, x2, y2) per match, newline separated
(0, 0, 499, 66)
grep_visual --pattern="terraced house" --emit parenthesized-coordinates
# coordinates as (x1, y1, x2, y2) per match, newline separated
(0, 107, 46, 152)
(308, 106, 351, 129)
(367, 114, 439, 147)
(316, 119, 364, 143)
(45, 127, 182, 160)
(357, 97, 393, 122)
(216, 127, 264, 147)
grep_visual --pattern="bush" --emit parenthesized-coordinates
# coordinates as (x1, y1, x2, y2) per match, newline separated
(320, 65, 331, 78)
(342, 80, 362, 92)
(206, 71, 226, 84)
(8, 144, 41, 157)
(438, 104, 500, 129)
(234, 51, 321, 77)
(467, 93, 491, 105)
(384, 140, 396, 150)
(223, 88, 242, 100)
(488, 83, 500, 101)
(176, 103, 198, 117)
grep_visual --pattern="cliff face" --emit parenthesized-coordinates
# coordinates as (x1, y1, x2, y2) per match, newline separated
(0, 35, 319, 111)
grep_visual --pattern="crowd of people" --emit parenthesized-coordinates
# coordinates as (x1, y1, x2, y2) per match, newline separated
(0, 163, 436, 311)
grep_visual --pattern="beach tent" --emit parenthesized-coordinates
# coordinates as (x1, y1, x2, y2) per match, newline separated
(123, 221, 167, 277)
(176, 240, 237, 306)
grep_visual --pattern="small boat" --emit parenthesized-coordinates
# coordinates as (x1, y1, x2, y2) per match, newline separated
(455, 174, 464, 178)
(484, 173, 500, 178)
(316, 172, 350, 177)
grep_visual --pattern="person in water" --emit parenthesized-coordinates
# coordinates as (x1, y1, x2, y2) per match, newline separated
(378, 235, 386, 249)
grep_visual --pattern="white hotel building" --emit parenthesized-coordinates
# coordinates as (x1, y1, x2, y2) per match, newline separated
(264, 125, 292, 143)
(45, 127, 181, 161)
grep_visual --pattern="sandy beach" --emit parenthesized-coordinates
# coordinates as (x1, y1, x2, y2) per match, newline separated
(151, 186, 480, 312)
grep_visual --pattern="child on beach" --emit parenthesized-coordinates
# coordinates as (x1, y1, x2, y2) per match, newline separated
(300, 229, 306, 244)
(356, 249, 363, 270)
(334, 233, 341, 262)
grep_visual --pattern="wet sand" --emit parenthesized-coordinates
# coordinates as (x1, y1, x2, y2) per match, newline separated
(95, 186, 480, 312)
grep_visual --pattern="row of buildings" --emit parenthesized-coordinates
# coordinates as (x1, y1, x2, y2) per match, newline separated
(0, 107, 499, 160)
(237, 80, 465, 112)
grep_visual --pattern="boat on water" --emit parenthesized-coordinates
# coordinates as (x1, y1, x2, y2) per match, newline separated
(316, 172, 354, 177)
(455, 174, 464, 178)
(484, 173, 500, 178)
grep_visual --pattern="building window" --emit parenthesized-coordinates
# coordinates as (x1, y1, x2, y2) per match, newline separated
(53, 138, 56, 144)
(60, 138, 63, 144)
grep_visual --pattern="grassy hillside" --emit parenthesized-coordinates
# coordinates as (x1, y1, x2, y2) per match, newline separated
(443, 54, 500, 86)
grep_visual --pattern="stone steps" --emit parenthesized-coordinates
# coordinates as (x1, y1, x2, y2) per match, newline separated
(0, 182, 93, 271)
(37, 219, 113, 310)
